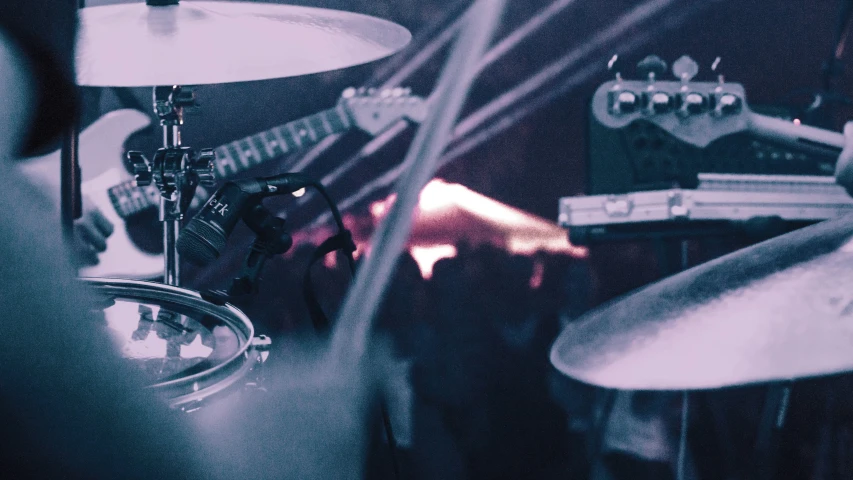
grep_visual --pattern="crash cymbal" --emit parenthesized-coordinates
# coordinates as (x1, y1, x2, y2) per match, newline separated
(551, 213, 853, 390)
(76, 1, 411, 87)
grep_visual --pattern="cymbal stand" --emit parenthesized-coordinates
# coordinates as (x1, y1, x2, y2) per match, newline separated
(127, 86, 216, 286)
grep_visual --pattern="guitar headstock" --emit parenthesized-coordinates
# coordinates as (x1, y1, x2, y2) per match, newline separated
(591, 55, 751, 148)
(339, 87, 428, 135)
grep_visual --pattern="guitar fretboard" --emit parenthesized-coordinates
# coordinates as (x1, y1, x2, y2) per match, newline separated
(108, 105, 352, 219)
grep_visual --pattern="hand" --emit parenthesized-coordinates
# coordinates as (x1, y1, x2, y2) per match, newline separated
(72, 208, 114, 267)
(835, 121, 853, 196)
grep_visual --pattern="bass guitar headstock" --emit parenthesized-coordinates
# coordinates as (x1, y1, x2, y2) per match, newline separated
(339, 86, 428, 135)
(591, 55, 751, 148)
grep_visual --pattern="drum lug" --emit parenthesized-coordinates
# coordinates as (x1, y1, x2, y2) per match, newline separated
(250, 334, 272, 363)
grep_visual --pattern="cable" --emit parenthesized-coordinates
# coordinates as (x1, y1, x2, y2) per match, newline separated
(301, 179, 402, 480)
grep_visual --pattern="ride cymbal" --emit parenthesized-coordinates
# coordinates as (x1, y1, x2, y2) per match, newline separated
(76, 1, 411, 86)
(551, 214, 853, 390)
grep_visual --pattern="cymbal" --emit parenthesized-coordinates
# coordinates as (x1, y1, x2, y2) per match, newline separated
(76, 1, 411, 87)
(551, 213, 853, 390)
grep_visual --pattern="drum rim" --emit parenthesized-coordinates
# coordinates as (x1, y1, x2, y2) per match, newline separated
(80, 277, 255, 397)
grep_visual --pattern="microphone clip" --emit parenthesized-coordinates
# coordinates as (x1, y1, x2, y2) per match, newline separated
(201, 202, 293, 304)
(227, 203, 293, 298)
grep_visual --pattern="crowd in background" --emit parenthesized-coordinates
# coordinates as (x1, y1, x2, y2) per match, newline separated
(203, 230, 853, 480)
(220, 240, 589, 479)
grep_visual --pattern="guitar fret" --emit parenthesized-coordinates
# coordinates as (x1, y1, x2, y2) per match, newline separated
(256, 132, 276, 158)
(238, 138, 260, 165)
(108, 184, 130, 217)
(286, 123, 304, 148)
(215, 146, 239, 177)
(134, 191, 145, 212)
(308, 115, 326, 139)
(322, 108, 342, 132)
(303, 118, 319, 141)
(335, 104, 353, 129)
(144, 185, 160, 207)
(248, 135, 268, 163)
(316, 112, 332, 136)
(271, 126, 290, 154)
(231, 140, 252, 168)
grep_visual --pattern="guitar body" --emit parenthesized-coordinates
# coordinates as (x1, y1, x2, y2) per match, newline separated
(22, 109, 165, 279)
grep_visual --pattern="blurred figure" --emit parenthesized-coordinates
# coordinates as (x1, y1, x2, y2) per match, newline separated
(0, 2, 223, 477)
(0, 3, 379, 478)
(410, 245, 571, 479)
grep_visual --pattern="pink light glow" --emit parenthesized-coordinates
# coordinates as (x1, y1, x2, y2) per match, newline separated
(366, 179, 587, 276)
(410, 244, 458, 279)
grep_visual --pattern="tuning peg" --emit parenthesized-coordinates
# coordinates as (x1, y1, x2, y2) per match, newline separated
(672, 55, 699, 82)
(711, 56, 724, 83)
(191, 148, 217, 187)
(341, 87, 356, 98)
(403, 87, 412, 96)
(367, 87, 377, 96)
(127, 150, 152, 187)
(637, 55, 667, 81)
(716, 93, 742, 115)
(607, 54, 622, 81)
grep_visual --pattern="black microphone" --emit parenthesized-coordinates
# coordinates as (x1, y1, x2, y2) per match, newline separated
(177, 173, 312, 266)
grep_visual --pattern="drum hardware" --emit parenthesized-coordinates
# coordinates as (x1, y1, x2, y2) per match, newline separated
(15, 88, 427, 280)
(60, 0, 85, 242)
(200, 203, 294, 305)
(126, 85, 217, 286)
(83, 277, 270, 409)
(73, 0, 413, 285)
(67, 1, 415, 473)
(225, 204, 294, 298)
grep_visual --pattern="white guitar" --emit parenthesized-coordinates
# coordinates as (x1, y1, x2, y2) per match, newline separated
(22, 88, 427, 279)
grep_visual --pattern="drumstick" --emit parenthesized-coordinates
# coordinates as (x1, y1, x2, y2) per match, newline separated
(328, 0, 509, 367)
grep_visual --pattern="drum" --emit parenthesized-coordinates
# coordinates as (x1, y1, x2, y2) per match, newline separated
(82, 278, 271, 409)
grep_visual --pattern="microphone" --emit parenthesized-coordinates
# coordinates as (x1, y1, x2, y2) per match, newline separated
(177, 173, 312, 266)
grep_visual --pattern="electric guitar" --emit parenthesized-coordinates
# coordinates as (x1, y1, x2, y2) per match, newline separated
(23, 87, 427, 279)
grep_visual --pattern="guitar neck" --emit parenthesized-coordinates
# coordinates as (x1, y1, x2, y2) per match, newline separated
(109, 105, 353, 218)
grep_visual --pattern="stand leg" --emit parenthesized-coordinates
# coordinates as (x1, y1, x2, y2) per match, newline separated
(161, 197, 180, 286)
(60, 123, 81, 242)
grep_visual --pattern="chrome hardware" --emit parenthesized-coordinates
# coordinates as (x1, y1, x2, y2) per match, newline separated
(716, 93, 742, 115)
(648, 91, 672, 114)
(668, 192, 689, 218)
(192, 148, 217, 187)
(637, 55, 667, 82)
(128, 151, 153, 187)
(672, 55, 699, 83)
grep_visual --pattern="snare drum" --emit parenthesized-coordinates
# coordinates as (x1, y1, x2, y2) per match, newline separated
(81, 278, 270, 409)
